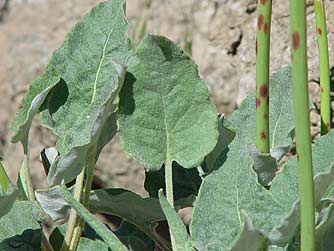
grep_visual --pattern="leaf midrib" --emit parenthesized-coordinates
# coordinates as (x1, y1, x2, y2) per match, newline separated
(91, 28, 114, 103)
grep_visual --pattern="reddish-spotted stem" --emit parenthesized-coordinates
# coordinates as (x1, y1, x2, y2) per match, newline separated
(314, 0, 331, 135)
(256, 0, 272, 153)
(290, 0, 316, 250)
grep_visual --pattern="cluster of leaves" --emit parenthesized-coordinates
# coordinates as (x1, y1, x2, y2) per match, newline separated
(1, 0, 334, 250)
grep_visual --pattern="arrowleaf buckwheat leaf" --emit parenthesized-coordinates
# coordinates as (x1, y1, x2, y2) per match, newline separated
(249, 149, 278, 186)
(230, 212, 268, 251)
(190, 67, 334, 250)
(36, 186, 170, 250)
(77, 238, 109, 251)
(158, 190, 193, 251)
(0, 201, 43, 251)
(60, 184, 128, 251)
(190, 67, 300, 250)
(118, 34, 218, 171)
(0, 185, 18, 219)
(116, 221, 155, 251)
(202, 115, 236, 173)
(269, 131, 334, 245)
(89, 188, 170, 250)
(35, 186, 73, 221)
(315, 203, 334, 251)
(0, 162, 18, 218)
(12, 0, 132, 185)
(45, 62, 124, 185)
(11, 74, 60, 149)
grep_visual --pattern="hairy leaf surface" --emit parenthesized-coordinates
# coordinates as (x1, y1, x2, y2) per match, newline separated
(0, 162, 18, 217)
(118, 35, 218, 171)
(191, 67, 334, 250)
(315, 203, 334, 251)
(36, 186, 170, 250)
(0, 201, 43, 251)
(11, 0, 131, 185)
(40, 0, 131, 185)
(77, 238, 110, 251)
(158, 190, 193, 251)
(61, 185, 128, 251)
(189, 67, 300, 250)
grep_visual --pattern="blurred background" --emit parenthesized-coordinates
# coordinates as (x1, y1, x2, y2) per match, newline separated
(0, 0, 331, 196)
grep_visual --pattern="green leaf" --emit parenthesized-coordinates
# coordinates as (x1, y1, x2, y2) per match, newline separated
(35, 186, 73, 221)
(269, 132, 334, 245)
(203, 115, 236, 173)
(60, 184, 128, 251)
(43, 60, 125, 185)
(49, 224, 67, 251)
(230, 212, 268, 251)
(316, 203, 334, 251)
(12, 0, 132, 186)
(0, 185, 19, 219)
(0, 162, 19, 218)
(118, 34, 218, 171)
(144, 162, 202, 200)
(89, 188, 169, 250)
(77, 238, 110, 251)
(0, 162, 9, 193)
(49, 223, 107, 250)
(249, 149, 278, 187)
(0, 201, 43, 251)
(158, 190, 193, 251)
(189, 67, 301, 250)
(116, 221, 155, 251)
(10, 74, 61, 149)
(37, 186, 170, 250)
(190, 67, 334, 250)
(17, 158, 31, 200)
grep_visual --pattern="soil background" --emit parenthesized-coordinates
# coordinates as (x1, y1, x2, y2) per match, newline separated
(0, 0, 331, 196)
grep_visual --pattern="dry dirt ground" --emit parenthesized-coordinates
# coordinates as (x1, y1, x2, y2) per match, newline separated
(0, 0, 332, 195)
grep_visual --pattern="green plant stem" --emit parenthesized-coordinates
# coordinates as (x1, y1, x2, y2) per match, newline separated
(290, 1, 316, 250)
(256, 0, 272, 153)
(165, 160, 174, 208)
(24, 153, 35, 200)
(61, 169, 85, 251)
(314, 0, 331, 135)
(62, 156, 96, 251)
(0, 161, 9, 192)
(165, 160, 176, 249)
(69, 157, 96, 250)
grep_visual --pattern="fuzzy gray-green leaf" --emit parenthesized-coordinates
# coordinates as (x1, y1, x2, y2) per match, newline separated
(61, 184, 128, 251)
(230, 212, 268, 251)
(37, 186, 170, 250)
(190, 67, 296, 250)
(203, 115, 236, 173)
(158, 190, 193, 251)
(28, 0, 132, 185)
(11, 74, 60, 148)
(190, 67, 334, 250)
(0, 201, 43, 251)
(118, 35, 218, 171)
(77, 238, 110, 251)
(12, 0, 131, 185)
(315, 203, 334, 251)
(0, 185, 19, 219)
(0, 162, 18, 217)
